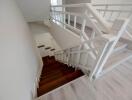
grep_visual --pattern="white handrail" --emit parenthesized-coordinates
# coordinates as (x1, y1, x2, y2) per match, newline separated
(86, 3, 111, 33)
(93, 3, 132, 6)
(51, 3, 87, 7)
(96, 9, 132, 13)
(51, 3, 130, 80)
(51, 3, 111, 33)
(93, 3, 132, 23)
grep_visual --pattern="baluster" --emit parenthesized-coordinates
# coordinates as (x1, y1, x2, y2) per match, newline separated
(90, 30, 95, 39)
(68, 14, 70, 25)
(56, 12, 59, 21)
(84, 52, 89, 67)
(74, 16, 77, 28)
(76, 45, 82, 67)
(90, 30, 96, 50)
(61, 13, 62, 22)
(59, 53, 61, 61)
(58, 54, 60, 61)
(62, 52, 63, 62)
(63, 51, 65, 63)
(103, 5, 108, 17)
(117, 11, 121, 20)
(52, 7, 55, 19)
(54, 7, 57, 21)
(55, 12, 57, 22)
(67, 49, 71, 66)
(81, 19, 86, 34)
(109, 11, 113, 22)
(63, 7, 66, 28)
(58, 13, 60, 22)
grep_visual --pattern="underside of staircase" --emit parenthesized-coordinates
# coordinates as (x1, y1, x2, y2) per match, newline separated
(37, 56, 84, 97)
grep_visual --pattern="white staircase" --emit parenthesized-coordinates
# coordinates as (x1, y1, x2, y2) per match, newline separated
(50, 3, 132, 80)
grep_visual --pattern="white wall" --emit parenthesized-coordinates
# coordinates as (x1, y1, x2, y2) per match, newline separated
(0, 0, 42, 100)
(16, 0, 50, 22)
(50, 21, 81, 49)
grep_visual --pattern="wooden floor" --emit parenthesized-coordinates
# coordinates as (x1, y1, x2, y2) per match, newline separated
(37, 56, 84, 97)
(37, 58, 132, 100)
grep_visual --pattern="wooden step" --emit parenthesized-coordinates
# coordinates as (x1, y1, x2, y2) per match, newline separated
(37, 56, 84, 97)
(37, 70, 83, 97)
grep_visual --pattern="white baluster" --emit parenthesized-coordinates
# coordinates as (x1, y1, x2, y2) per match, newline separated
(117, 11, 121, 19)
(76, 45, 82, 67)
(81, 19, 86, 33)
(63, 7, 66, 28)
(68, 14, 70, 25)
(74, 16, 77, 28)
(109, 11, 113, 22)
(103, 5, 108, 17)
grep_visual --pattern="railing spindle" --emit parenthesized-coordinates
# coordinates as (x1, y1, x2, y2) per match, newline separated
(74, 16, 77, 28)
(109, 11, 113, 22)
(81, 19, 86, 33)
(68, 14, 70, 25)
(103, 5, 108, 17)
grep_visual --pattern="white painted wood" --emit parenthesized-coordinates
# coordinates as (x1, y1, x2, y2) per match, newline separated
(68, 14, 71, 25)
(51, 3, 132, 80)
(86, 3, 111, 33)
(95, 18, 130, 77)
(74, 16, 77, 28)
(93, 3, 132, 23)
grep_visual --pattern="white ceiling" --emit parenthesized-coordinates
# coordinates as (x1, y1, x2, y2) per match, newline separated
(16, 0, 50, 22)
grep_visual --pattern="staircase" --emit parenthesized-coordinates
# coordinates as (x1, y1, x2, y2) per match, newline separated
(37, 56, 84, 97)
(34, 3, 132, 99)
(50, 3, 132, 80)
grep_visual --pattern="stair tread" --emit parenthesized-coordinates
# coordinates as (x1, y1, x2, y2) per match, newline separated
(37, 70, 83, 96)
(37, 56, 84, 97)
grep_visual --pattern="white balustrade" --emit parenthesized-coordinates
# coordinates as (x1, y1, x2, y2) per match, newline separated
(93, 4, 132, 23)
(50, 3, 131, 80)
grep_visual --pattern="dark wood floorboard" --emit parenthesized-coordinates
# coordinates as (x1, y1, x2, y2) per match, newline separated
(37, 56, 84, 97)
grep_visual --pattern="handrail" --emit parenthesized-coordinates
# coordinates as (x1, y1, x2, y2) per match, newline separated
(51, 3, 129, 80)
(96, 9, 132, 13)
(86, 3, 111, 33)
(51, 10, 84, 17)
(93, 3, 132, 23)
(93, 3, 132, 6)
(51, 3, 87, 7)
(51, 3, 111, 33)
